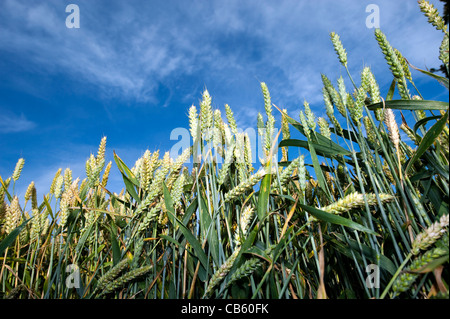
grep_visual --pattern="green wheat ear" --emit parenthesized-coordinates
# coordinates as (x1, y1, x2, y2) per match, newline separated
(374, 29, 410, 100)
(411, 214, 449, 255)
(97, 264, 153, 297)
(261, 82, 275, 159)
(225, 104, 238, 135)
(318, 117, 331, 140)
(200, 89, 213, 140)
(393, 233, 449, 295)
(204, 247, 241, 298)
(12, 158, 25, 182)
(3, 196, 21, 235)
(439, 33, 449, 65)
(418, 0, 448, 32)
(188, 104, 199, 143)
(225, 257, 262, 290)
(330, 32, 348, 67)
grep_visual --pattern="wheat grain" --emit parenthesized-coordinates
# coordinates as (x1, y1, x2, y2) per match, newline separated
(54, 175, 64, 200)
(299, 111, 311, 140)
(3, 196, 21, 235)
(318, 117, 331, 140)
(204, 247, 241, 298)
(94, 258, 130, 295)
(439, 33, 449, 65)
(411, 214, 449, 255)
(384, 108, 400, 150)
(24, 181, 35, 202)
(330, 32, 348, 67)
(393, 233, 448, 294)
(394, 48, 412, 81)
(200, 89, 213, 141)
(303, 101, 316, 131)
(322, 74, 346, 117)
(98, 264, 153, 297)
(224, 168, 266, 203)
(363, 117, 377, 146)
(12, 158, 25, 182)
(225, 257, 261, 289)
(418, 0, 447, 32)
(317, 192, 394, 217)
(234, 205, 255, 245)
(350, 87, 365, 124)
(101, 161, 112, 188)
(272, 156, 302, 189)
(261, 82, 275, 158)
(189, 105, 199, 142)
(374, 29, 410, 100)
(218, 142, 235, 186)
(225, 104, 238, 135)
(257, 112, 265, 136)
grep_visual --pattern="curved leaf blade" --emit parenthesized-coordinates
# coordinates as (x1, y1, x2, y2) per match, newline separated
(367, 99, 448, 111)
(279, 139, 351, 157)
(299, 204, 379, 236)
(405, 110, 449, 174)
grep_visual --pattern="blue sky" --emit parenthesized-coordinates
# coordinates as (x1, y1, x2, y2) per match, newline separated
(0, 0, 448, 201)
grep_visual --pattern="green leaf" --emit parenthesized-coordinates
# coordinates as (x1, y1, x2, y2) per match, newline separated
(163, 183, 209, 272)
(257, 167, 272, 223)
(198, 192, 212, 242)
(279, 138, 351, 157)
(0, 217, 33, 256)
(409, 65, 449, 89)
(405, 110, 449, 174)
(159, 234, 182, 248)
(413, 115, 442, 135)
(113, 151, 141, 204)
(75, 221, 95, 257)
(299, 204, 379, 236)
(332, 233, 396, 275)
(199, 192, 220, 267)
(386, 79, 396, 101)
(109, 222, 121, 266)
(367, 99, 448, 111)
(308, 141, 330, 201)
(182, 197, 198, 228)
(43, 195, 54, 220)
(272, 225, 294, 262)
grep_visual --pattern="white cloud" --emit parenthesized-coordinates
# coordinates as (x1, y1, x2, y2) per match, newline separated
(0, 0, 445, 109)
(0, 110, 36, 133)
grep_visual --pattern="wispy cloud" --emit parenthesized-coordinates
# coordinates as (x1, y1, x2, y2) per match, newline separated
(0, 109, 36, 133)
(0, 0, 445, 108)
